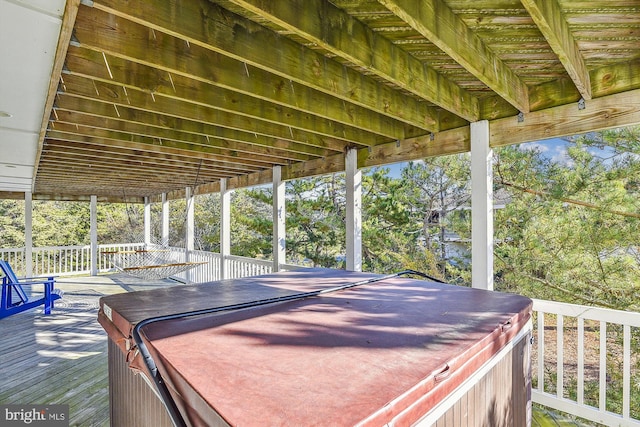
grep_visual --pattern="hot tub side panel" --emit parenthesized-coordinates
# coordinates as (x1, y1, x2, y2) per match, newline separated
(108, 339, 173, 427)
(425, 328, 532, 427)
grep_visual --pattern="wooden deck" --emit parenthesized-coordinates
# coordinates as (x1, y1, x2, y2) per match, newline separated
(0, 273, 179, 427)
(1, 273, 596, 427)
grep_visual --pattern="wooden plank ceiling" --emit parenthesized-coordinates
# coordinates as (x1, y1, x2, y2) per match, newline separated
(34, 0, 640, 201)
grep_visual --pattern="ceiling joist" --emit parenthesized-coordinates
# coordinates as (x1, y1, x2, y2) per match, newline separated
(8, 0, 635, 200)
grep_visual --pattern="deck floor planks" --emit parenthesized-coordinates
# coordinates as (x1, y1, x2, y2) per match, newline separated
(0, 273, 178, 427)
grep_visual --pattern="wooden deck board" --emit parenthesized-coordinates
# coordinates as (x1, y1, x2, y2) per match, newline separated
(0, 273, 179, 427)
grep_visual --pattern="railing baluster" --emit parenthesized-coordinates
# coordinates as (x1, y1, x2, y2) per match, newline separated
(538, 311, 545, 393)
(557, 314, 564, 399)
(623, 324, 631, 420)
(599, 320, 607, 412)
(577, 317, 584, 406)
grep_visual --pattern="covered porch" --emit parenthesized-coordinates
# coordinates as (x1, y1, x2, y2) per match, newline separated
(1, 0, 639, 425)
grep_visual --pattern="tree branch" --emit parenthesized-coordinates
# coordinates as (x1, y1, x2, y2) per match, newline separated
(499, 180, 640, 219)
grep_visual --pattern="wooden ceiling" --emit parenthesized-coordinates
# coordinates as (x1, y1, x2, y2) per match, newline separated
(31, 0, 640, 201)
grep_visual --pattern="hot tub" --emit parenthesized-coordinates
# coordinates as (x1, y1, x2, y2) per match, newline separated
(98, 268, 532, 426)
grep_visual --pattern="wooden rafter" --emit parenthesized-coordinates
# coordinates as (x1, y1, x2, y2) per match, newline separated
(85, 1, 441, 132)
(224, 0, 478, 122)
(379, 0, 531, 113)
(50, 110, 323, 161)
(53, 95, 339, 157)
(64, 43, 416, 142)
(521, 0, 592, 100)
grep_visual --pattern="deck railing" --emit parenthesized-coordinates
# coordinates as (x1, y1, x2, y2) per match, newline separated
(532, 299, 640, 426)
(3, 244, 639, 425)
(170, 249, 274, 283)
(1, 243, 146, 277)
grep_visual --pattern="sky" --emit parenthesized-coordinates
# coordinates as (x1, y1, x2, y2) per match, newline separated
(375, 135, 616, 178)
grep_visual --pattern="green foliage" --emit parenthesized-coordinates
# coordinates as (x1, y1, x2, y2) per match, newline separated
(494, 127, 640, 310)
(231, 188, 273, 258)
(31, 201, 91, 246)
(286, 175, 346, 267)
(0, 200, 25, 247)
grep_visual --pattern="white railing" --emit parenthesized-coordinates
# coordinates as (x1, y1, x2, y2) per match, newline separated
(225, 255, 273, 280)
(1, 244, 279, 282)
(32, 245, 91, 276)
(0, 248, 25, 274)
(1, 243, 146, 277)
(532, 299, 640, 426)
(171, 250, 274, 283)
(170, 248, 221, 283)
(98, 243, 146, 272)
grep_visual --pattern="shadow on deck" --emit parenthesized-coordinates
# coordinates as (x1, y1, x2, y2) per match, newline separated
(0, 273, 179, 427)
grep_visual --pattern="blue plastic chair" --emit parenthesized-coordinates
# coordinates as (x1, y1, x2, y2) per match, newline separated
(0, 260, 63, 319)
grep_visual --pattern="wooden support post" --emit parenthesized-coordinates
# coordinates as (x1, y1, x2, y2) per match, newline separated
(273, 166, 286, 272)
(144, 197, 151, 246)
(90, 195, 98, 276)
(346, 149, 362, 271)
(220, 179, 231, 280)
(471, 120, 493, 290)
(24, 192, 33, 278)
(162, 193, 169, 247)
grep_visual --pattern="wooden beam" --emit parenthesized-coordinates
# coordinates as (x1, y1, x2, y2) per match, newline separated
(37, 157, 225, 182)
(36, 166, 203, 188)
(34, 0, 81, 188)
(491, 88, 640, 147)
(10, 193, 144, 203)
(186, 88, 640, 195)
(502, 59, 640, 115)
(59, 78, 356, 152)
(42, 138, 257, 175)
(47, 122, 291, 168)
(225, 0, 477, 122)
(85, 1, 441, 132)
(51, 110, 317, 162)
(591, 59, 640, 98)
(0, 192, 26, 201)
(64, 44, 417, 141)
(54, 95, 339, 158)
(379, 0, 531, 113)
(521, 0, 592, 100)
(188, 125, 470, 193)
(282, 152, 345, 181)
(358, 127, 470, 168)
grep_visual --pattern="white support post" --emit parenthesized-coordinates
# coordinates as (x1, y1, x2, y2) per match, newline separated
(346, 148, 362, 271)
(90, 195, 98, 276)
(24, 192, 33, 278)
(272, 166, 286, 272)
(185, 187, 195, 283)
(162, 193, 169, 247)
(470, 120, 494, 290)
(185, 187, 195, 253)
(144, 197, 151, 246)
(220, 179, 231, 280)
